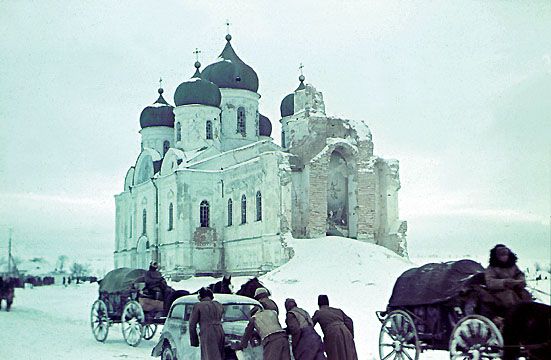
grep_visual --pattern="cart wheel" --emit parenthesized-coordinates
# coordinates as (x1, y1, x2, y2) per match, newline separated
(143, 323, 158, 340)
(379, 310, 420, 360)
(121, 300, 144, 346)
(90, 299, 110, 342)
(449, 315, 503, 360)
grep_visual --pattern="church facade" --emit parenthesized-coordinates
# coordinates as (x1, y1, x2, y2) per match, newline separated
(114, 34, 407, 277)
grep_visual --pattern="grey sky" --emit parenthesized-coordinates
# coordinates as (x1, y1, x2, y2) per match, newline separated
(0, 1, 549, 264)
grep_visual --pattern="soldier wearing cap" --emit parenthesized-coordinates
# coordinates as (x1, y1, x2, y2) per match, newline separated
(254, 287, 279, 314)
(189, 287, 225, 360)
(233, 305, 291, 360)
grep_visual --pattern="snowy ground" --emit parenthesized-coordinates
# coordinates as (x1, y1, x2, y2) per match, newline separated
(1, 236, 549, 359)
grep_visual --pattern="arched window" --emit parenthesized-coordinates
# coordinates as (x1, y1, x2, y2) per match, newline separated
(241, 194, 247, 224)
(237, 107, 246, 136)
(176, 122, 181, 141)
(206, 120, 213, 140)
(256, 191, 262, 221)
(255, 111, 260, 136)
(200, 200, 209, 227)
(281, 130, 286, 148)
(168, 203, 174, 231)
(163, 140, 170, 155)
(142, 209, 147, 235)
(227, 199, 233, 226)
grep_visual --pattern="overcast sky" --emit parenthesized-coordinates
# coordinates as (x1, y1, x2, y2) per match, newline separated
(0, 1, 549, 265)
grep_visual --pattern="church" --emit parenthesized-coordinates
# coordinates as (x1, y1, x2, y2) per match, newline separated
(114, 33, 408, 277)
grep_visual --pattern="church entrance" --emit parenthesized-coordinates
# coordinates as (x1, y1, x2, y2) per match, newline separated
(136, 235, 150, 269)
(327, 150, 349, 237)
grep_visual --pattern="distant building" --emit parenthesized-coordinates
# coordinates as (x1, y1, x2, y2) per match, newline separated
(114, 34, 407, 276)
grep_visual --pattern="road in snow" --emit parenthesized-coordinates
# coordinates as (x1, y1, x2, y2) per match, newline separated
(1, 237, 548, 359)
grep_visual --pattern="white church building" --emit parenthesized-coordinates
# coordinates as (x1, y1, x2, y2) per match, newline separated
(114, 34, 407, 276)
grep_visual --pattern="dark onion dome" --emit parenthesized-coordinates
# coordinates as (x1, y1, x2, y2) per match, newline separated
(174, 62, 222, 107)
(140, 88, 175, 128)
(259, 114, 272, 137)
(201, 34, 259, 92)
(280, 93, 294, 117)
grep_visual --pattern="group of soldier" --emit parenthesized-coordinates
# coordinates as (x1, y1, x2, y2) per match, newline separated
(189, 287, 358, 360)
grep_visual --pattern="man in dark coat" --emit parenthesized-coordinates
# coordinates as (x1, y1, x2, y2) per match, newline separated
(254, 287, 279, 314)
(189, 287, 225, 360)
(485, 245, 532, 311)
(312, 295, 358, 360)
(234, 305, 291, 360)
(144, 261, 168, 300)
(285, 298, 326, 360)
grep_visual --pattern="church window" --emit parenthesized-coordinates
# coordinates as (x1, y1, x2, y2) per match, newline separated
(200, 200, 210, 227)
(256, 191, 262, 221)
(237, 107, 246, 136)
(163, 140, 170, 155)
(128, 216, 132, 238)
(255, 111, 259, 136)
(241, 194, 247, 224)
(176, 122, 181, 141)
(142, 209, 147, 235)
(168, 203, 174, 231)
(227, 199, 233, 226)
(282, 130, 286, 148)
(206, 120, 213, 140)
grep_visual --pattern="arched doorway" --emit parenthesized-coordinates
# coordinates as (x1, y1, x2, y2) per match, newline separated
(136, 235, 150, 269)
(327, 150, 349, 236)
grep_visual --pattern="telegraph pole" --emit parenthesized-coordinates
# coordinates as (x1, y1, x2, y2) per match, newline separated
(7, 228, 13, 274)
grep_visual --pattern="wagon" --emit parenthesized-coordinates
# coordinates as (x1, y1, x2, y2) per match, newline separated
(90, 268, 171, 346)
(375, 259, 506, 360)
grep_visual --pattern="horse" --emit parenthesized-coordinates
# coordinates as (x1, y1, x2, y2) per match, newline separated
(502, 301, 550, 360)
(0, 277, 15, 311)
(236, 277, 269, 299)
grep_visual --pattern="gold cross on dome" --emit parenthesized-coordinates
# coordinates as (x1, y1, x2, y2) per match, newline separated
(193, 48, 201, 62)
(159, 77, 163, 88)
(299, 63, 304, 76)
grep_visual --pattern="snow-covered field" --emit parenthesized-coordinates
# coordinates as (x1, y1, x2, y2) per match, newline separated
(1, 237, 548, 359)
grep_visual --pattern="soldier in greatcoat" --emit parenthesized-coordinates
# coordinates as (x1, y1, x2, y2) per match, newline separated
(189, 287, 225, 360)
(285, 298, 326, 360)
(312, 295, 358, 360)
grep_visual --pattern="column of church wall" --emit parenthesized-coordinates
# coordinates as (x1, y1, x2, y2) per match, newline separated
(356, 147, 377, 243)
(375, 160, 389, 241)
(140, 127, 173, 155)
(219, 89, 260, 151)
(306, 156, 328, 238)
(290, 168, 309, 238)
(174, 105, 221, 152)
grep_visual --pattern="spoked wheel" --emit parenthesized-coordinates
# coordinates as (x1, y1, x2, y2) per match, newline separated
(90, 299, 110, 342)
(121, 300, 144, 346)
(143, 323, 158, 340)
(379, 310, 420, 360)
(449, 315, 504, 360)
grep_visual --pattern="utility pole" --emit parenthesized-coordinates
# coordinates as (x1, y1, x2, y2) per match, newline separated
(7, 228, 13, 274)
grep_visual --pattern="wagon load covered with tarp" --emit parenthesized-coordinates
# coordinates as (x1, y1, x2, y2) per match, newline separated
(375, 259, 508, 360)
(91, 267, 187, 347)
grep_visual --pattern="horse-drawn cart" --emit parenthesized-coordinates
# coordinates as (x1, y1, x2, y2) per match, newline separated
(376, 260, 504, 360)
(91, 268, 176, 346)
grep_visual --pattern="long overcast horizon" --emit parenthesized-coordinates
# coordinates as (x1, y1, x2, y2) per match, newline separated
(0, 1, 549, 267)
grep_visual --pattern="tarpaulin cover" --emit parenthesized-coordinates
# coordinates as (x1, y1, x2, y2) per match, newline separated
(388, 259, 484, 307)
(98, 268, 146, 293)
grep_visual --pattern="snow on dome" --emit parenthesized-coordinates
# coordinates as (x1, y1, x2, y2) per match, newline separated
(139, 89, 175, 129)
(174, 63, 222, 108)
(201, 36, 259, 92)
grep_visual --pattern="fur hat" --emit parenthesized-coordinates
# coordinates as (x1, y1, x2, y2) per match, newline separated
(149, 261, 159, 271)
(254, 287, 269, 299)
(198, 287, 214, 300)
(285, 298, 297, 312)
(318, 294, 329, 306)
